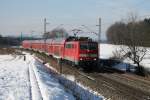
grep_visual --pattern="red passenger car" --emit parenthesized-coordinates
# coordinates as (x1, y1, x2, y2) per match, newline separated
(22, 40, 31, 49)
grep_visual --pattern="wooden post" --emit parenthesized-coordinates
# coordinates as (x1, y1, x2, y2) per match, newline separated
(59, 58, 62, 74)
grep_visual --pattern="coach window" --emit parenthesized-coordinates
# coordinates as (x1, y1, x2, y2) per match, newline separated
(69, 44, 72, 48)
(68, 44, 70, 48)
(65, 44, 71, 48)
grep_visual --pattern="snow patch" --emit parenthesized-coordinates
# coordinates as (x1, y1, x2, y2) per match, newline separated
(62, 74, 75, 81)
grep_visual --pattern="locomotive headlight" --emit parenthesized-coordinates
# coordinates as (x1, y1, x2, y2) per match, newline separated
(94, 58, 97, 60)
(80, 58, 83, 60)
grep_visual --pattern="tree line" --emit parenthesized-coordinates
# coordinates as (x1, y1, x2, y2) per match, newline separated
(0, 35, 20, 46)
(0, 34, 39, 47)
(107, 18, 150, 47)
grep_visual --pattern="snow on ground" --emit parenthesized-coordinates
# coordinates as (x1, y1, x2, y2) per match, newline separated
(0, 54, 76, 100)
(26, 53, 75, 100)
(100, 43, 150, 71)
(141, 49, 150, 72)
(0, 55, 31, 100)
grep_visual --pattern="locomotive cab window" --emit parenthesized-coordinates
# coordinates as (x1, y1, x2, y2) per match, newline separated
(80, 43, 97, 50)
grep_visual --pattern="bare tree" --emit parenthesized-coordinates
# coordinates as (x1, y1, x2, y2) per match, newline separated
(107, 14, 148, 75)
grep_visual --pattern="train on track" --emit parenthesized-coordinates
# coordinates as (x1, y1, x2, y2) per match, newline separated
(22, 36, 99, 68)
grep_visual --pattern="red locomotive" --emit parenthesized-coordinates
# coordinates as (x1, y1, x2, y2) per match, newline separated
(22, 36, 98, 67)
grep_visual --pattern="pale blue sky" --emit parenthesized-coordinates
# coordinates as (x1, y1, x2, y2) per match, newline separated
(0, 0, 150, 39)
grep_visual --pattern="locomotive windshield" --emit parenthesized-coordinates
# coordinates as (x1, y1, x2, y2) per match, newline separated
(80, 43, 97, 50)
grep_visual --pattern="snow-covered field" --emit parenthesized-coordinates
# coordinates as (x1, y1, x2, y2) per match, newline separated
(0, 55, 31, 100)
(0, 54, 75, 100)
(100, 43, 150, 72)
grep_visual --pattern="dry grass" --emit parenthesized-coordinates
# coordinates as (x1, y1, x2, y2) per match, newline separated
(0, 48, 15, 54)
(0, 48, 23, 55)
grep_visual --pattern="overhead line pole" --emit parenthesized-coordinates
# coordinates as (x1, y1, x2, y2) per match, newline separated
(44, 18, 48, 63)
(44, 18, 46, 35)
(44, 18, 48, 52)
(96, 18, 101, 68)
(98, 18, 101, 44)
